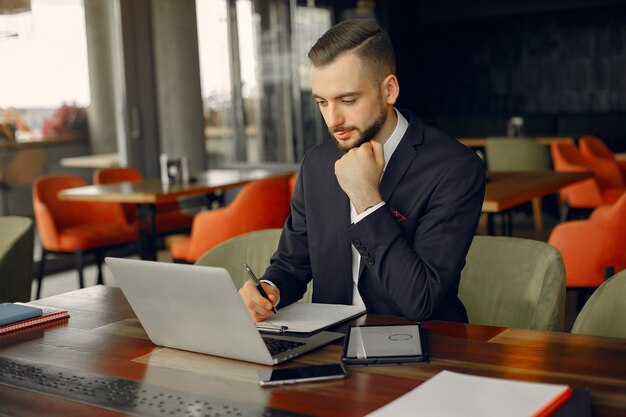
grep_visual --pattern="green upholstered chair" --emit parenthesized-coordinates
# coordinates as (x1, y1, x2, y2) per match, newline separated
(571, 269, 626, 339)
(485, 137, 552, 232)
(485, 137, 552, 172)
(195, 228, 312, 303)
(459, 236, 565, 331)
(0, 216, 35, 302)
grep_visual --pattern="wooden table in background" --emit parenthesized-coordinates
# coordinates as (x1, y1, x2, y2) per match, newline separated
(483, 171, 592, 235)
(59, 169, 295, 261)
(60, 153, 122, 169)
(0, 286, 624, 417)
(459, 137, 575, 147)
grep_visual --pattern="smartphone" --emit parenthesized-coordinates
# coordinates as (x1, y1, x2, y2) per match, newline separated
(258, 363, 347, 387)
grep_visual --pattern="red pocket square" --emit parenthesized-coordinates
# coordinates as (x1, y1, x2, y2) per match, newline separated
(390, 208, 408, 222)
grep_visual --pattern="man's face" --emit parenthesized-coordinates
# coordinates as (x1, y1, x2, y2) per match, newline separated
(311, 53, 390, 151)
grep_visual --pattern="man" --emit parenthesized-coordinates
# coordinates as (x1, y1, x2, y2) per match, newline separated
(239, 19, 485, 323)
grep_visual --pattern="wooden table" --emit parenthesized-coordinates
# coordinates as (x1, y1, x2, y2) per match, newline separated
(59, 169, 295, 260)
(0, 286, 624, 417)
(483, 171, 592, 235)
(60, 153, 122, 169)
(459, 137, 575, 147)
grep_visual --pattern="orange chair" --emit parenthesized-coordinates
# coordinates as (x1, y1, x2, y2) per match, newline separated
(548, 193, 626, 310)
(33, 174, 138, 298)
(170, 174, 291, 263)
(288, 174, 298, 199)
(550, 143, 624, 219)
(94, 167, 194, 234)
(579, 135, 626, 184)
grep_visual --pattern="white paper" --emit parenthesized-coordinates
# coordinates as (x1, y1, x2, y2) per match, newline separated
(366, 370, 571, 417)
(255, 302, 366, 333)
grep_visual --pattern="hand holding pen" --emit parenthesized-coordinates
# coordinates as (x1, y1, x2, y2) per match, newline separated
(243, 263, 277, 315)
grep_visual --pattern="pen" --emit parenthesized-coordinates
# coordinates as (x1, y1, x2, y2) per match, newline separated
(244, 263, 277, 315)
(255, 324, 288, 334)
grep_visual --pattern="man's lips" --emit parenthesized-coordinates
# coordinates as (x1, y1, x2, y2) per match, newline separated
(334, 129, 354, 140)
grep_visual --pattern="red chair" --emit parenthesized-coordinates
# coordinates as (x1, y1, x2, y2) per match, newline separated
(288, 174, 298, 199)
(550, 143, 624, 219)
(548, 193, 626, 310)
(33, 174, 138, 298)
(579, 135, 626, 184)
(170, 175, 291, 263)
(94, 167, 194, 234)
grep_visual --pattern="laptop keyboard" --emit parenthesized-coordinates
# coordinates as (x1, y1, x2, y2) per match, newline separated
(263, 337, 305, 355)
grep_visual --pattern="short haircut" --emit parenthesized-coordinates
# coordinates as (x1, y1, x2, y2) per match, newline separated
(308, 19, 396, 83)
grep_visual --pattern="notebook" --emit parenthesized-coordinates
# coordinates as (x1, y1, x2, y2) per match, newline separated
(0, 305, 69, 336)
(105, 257, 344, 365)
(0, 303, 42, 326)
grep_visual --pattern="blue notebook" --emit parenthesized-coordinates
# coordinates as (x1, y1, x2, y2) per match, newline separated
(0, 303, 43, 326)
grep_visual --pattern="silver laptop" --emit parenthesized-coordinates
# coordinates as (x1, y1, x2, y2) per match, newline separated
(105, 257, 343, 365)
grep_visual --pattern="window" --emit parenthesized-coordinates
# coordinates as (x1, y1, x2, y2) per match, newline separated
(0, 0, 90, 142)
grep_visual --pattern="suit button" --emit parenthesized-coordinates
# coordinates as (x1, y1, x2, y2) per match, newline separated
(352, 240, 361, 246)
(362, 251, 370, 259)
(366, 258, 375, 265)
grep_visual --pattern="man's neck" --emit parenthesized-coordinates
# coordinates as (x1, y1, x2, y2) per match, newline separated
(373, 107, 399, 146)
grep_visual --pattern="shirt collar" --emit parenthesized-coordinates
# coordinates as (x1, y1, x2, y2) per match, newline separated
(383, 107, 408, 170)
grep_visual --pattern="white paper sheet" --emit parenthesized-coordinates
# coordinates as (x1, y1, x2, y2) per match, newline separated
(366, 370, 571, 417)
(255, 302, 366, 333)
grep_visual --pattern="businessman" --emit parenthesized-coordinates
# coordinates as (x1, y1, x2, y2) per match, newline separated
(239, 19, 485, 323)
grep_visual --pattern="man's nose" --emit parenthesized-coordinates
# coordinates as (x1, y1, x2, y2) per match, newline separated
(326, 105, 344, 129)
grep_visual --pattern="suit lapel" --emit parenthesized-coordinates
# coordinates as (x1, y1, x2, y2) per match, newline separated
(379, 112, 422, 202)
(358, 111, 423, 279)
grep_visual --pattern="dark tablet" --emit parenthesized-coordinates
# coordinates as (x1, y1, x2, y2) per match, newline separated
(341, 324, 428, 366)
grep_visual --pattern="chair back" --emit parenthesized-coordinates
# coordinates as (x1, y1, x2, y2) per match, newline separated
(288, 174, 298, 200)
(33, 174, 128, 251)
(571, 269, 626, 339)
(94, 167, 144, 224)
(194, 228, 313, 302)
(182, 175, 291, 262)
(548, 193, 626, 288)
(485, 137, 551, 172)
(94, 167, 143, 183)
(579, 135, 614, 160)
(459, 236, 565, 331)
(550, 143, 604, 208)
(0, 216, 34, 302)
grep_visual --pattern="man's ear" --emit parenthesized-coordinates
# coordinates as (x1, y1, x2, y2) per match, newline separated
(382, 74, 400, 105)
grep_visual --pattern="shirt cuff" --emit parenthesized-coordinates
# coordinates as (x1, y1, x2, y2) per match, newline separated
(353, 201, 386, 224)
(260, 279, 280, 307)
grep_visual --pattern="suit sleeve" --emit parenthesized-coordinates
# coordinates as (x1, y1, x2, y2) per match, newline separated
(345, 151, 485, 321)
(261, 161, 311, 306)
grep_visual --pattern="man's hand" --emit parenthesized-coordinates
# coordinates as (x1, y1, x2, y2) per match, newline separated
(239, 280, 280, 322)
(335, 141, 385, 213)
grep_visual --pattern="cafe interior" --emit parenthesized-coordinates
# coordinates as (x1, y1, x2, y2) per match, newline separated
(1, 0, 626, 415)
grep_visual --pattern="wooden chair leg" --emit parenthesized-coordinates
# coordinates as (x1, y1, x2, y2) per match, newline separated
(75, 250, 85, 289)
(35, 249, 48, 299)
(531, 197, 543, 232)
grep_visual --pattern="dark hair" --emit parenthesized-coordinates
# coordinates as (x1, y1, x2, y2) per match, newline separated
(308, 19, 396, 83)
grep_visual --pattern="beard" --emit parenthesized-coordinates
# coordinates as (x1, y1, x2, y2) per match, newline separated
(330, 106, 388, 152)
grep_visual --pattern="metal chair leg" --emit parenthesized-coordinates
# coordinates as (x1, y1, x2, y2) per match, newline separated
(95, 251, 104, 286)
(35, 249, 48, 299)
(75, 250, 85, 288)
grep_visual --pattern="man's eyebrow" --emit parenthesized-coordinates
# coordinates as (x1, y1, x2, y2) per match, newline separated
(312, 92, 361, 100)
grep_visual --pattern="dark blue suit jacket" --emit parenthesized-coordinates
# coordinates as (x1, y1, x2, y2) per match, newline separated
(263, 111, 485, 322)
